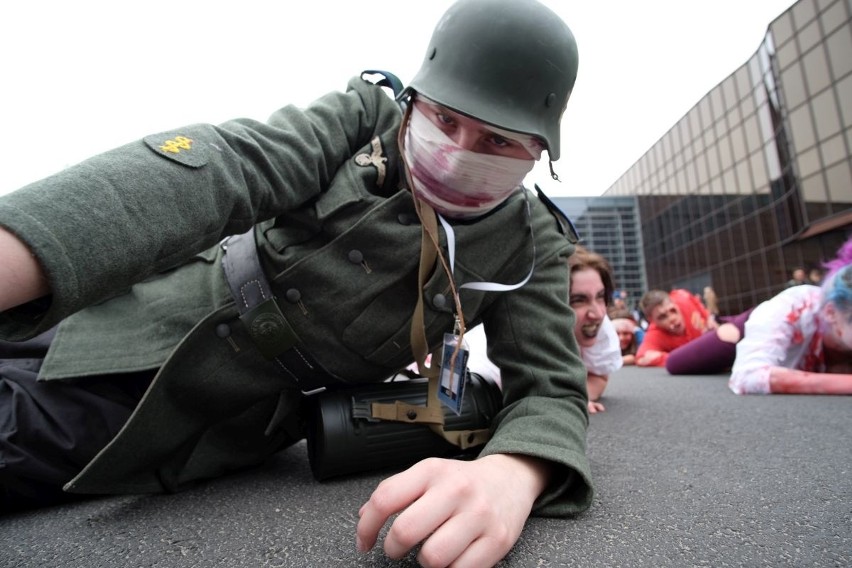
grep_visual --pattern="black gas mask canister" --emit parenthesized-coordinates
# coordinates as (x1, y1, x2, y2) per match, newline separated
(305, 372, 503, 480)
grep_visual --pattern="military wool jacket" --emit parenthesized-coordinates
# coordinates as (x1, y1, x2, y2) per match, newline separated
(0, 75, 592, 516)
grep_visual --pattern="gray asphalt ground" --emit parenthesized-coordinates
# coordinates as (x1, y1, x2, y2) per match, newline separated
(2, 366, 850, 567)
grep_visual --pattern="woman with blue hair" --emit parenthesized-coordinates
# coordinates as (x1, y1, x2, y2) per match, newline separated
(665, 237, 852, 395)
(728, 238, 852, 394)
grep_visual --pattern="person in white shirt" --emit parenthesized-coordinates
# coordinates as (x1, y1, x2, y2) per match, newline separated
(567, 247, 622, 412)
(660, 238, 852, 395)
(467, 246, 622, 413)
(729, 238, 852, 394)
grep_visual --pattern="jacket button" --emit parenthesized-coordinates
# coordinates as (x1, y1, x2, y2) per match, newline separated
(348, 250, 364, 264)
(397, 213, 416, 225)
(285, 288, 302, 303)
(433, 293, 447, 309)
(215, 323, 231, 338)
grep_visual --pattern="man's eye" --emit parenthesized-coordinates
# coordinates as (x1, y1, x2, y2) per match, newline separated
(488, 135, 510, 147)
(437, 113, 454, 125)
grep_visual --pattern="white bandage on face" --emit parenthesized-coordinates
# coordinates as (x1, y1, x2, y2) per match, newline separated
(402, 101, 540, 219)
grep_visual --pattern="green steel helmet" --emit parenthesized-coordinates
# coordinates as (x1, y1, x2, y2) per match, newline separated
(404, 0, 578, 161)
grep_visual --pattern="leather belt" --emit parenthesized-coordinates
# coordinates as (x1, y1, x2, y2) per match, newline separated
(221, 229, 333, 395)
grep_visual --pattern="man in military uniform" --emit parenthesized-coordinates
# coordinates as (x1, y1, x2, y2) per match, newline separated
(0, 0, 591, 565)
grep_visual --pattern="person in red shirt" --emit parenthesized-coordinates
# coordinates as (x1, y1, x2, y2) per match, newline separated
(635, 289, 717, 367)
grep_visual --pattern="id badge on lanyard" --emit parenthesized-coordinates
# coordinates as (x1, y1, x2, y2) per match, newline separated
(438, 329, 469, 416)
(434, 197, 535, 415)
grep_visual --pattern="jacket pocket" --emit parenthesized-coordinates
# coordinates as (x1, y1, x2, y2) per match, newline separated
(341, 266, 455, 369)
(315, 168, 364, 220)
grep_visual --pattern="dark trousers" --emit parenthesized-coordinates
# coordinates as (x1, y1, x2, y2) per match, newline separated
(665, 308, 756, 375)
(0, 329, 154, 512)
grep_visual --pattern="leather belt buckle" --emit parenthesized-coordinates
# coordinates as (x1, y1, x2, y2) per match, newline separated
(239, 298, 298, 360)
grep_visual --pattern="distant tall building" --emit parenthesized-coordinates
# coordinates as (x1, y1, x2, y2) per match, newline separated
(600, 0, 851, 315)
(551, 196, 647, 310)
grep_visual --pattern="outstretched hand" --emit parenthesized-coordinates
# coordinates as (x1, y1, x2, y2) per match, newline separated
(356, 453, 551, 568)
(636, 349, 666, 367)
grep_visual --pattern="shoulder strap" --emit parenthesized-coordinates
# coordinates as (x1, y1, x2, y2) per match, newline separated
(360, 69, 405, 98)
(534, 183, 581, 244)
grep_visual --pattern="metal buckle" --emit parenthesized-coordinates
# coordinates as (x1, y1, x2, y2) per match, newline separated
(351, 399, 380, 422)
(239, 298, 298, 359)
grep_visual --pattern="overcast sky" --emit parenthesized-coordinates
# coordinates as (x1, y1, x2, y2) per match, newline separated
(1, 0, 797, 197)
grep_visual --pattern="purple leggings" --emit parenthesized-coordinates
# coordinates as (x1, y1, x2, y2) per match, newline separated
(665, 308, 755, 375)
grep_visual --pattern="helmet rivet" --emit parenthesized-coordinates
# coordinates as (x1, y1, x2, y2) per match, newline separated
(428, 47, 437, 61)
(545, 92, 556, 108)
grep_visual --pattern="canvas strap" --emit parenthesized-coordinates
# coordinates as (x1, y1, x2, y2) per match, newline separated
(368, 103, 491, 449)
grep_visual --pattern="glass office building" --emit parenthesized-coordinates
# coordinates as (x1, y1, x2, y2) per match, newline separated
(551, 196, 647, 308)
(603, 0, 851, 315)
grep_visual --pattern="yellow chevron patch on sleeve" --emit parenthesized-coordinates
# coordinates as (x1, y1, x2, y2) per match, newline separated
(159, 136, 193, 154)
(144, 131, 209, 168)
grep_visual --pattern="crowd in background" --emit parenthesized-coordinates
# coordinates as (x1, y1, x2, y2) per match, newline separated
(468, 235, 852, 411)
(587, 237, 852, 398)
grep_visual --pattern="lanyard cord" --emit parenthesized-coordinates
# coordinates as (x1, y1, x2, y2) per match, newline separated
(369, 102, 534, 450)
(397, 102, 466, 376)
(437, 188, 536, 294)
(435, 191, 536, 384)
